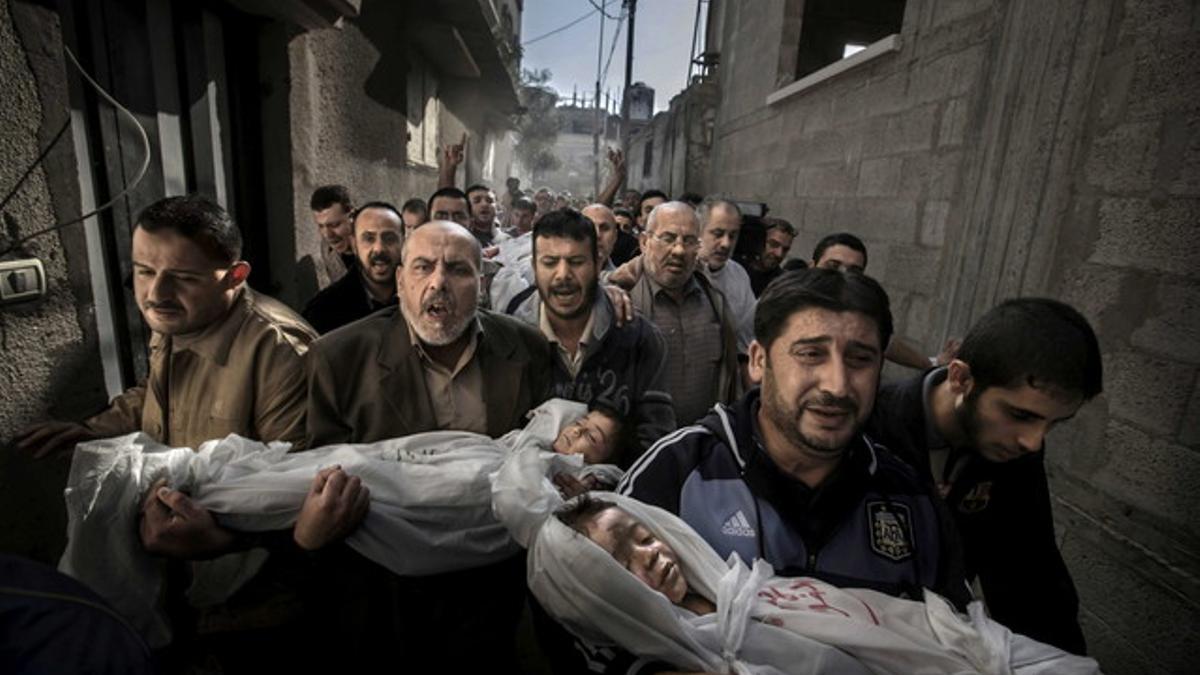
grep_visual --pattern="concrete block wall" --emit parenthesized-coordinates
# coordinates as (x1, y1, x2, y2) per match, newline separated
(282, 11, 436, 306)
(709, 0, 1200, 671)
(1048, 0, 1200, 671)
(711, 0, 993, 354)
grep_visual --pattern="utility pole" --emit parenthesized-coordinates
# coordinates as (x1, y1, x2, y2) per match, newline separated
(620, 0, 637, 155)
(593, 5, 605, 197)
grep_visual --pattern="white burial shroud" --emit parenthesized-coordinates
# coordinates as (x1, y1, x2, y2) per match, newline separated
(59, 398, 595, 648)
(490, 436, 1104, 675)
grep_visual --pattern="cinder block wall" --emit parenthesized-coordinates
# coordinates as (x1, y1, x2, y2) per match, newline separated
(709, 0, 1200, 672)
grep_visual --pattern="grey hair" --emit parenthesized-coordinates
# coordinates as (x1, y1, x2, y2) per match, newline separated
(645, 201, 701, 234)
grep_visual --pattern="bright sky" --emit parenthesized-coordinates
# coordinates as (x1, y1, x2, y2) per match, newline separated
(520, 0, 704, 113)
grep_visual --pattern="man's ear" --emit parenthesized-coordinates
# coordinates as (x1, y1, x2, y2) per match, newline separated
(227, 261, 251, 287)
(747, 339, 767, 385)
(946, 358, 974, 397)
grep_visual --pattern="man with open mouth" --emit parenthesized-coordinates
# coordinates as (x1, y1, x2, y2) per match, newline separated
(304, 219, 553, 673)
(302, 202, 404, 335)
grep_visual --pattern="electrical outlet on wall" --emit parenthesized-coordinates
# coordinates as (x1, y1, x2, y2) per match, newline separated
(0, 258, 47, 305)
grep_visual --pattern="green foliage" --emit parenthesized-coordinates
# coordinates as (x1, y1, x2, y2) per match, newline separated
(515, 68, 561, 180)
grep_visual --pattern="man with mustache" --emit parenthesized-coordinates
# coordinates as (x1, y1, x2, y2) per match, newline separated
(613, 201, 741, 427)
(867, 298, 1102, 655)
(619, 269, 967, 608)
(697, 198, 756, 356)
(508, 208, 675, 463)
(13, 195, 363, 670)
(304, 220, 552, 672)
(302, 202, 403, 334)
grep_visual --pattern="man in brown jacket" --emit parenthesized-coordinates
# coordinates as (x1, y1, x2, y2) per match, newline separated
(304, 220, 552, 673)
(15, 195, 368, 670)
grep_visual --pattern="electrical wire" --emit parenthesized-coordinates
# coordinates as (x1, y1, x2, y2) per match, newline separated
(587, 0, 622, 21)
(522, 0, 619, 46)
(600, 8, 627, 87)
(0, 118, 71, 217)
(0, 46, 151, 259)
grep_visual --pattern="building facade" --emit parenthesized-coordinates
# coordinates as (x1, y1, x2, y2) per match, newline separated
(697, 1, 1200, 672)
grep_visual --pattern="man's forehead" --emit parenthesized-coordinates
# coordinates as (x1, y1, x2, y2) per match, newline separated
(431, 196, 468, 212)
(654, 211, 699, 235)
(780, 307, 881, 347)
(818, 245, 865, 266)
(356, 209, 402, 232)
(314, 204, 348, 222)
(536, 235, 590, 255)
(704, 209, 740, 231)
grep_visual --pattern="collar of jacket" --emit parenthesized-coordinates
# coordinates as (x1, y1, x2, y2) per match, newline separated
(376, 308, 531, 437)
(629, 264, 743, 406)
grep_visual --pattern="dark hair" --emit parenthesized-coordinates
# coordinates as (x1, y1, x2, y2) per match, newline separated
(556, 495, 618, 534)
(136, 194, 242, 264)
(957, 298, 1102, 399)
(586, 400, 637, 468)
(613, 207, 634, 220)
(638, 189, 669, 213)
(812, 232, 868, 267)
(754, 268, 893, 351)
(401, 198, 427, 216)
(465, 184, 493, 198)
(351, 201, 403, 232)
(310, 185, 352, 212)
(764, 216, 797, 237)
(512, 197, 536, 213)
(532, 208, 599, 260)
(781, 258, 808, 272)
(677, 191, 704, 207)
(427, 187, 468, 213)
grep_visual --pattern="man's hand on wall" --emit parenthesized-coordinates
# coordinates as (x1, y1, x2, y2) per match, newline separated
(139, 478, 236, 559)
(293, 465, 370, 551)
(12, 421, 98, 459)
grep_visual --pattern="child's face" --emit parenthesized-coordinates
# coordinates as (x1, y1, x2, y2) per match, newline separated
(583, 506, 689, 604)
(552, 411, 619, 464)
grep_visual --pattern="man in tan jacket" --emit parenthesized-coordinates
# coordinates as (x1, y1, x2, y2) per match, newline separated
(17, 195, 366, 557)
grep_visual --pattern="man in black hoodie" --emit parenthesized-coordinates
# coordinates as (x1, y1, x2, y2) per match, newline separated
(867, 298, 1101, 655)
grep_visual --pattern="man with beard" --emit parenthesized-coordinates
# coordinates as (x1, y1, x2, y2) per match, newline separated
(618, 269, 967, 606)
(466, 183, 509, 249)
(508, 209, 675, 462)
(612, 202, 741, 427)
(302, 202, 403, 334)
(867, 298, 1101, 655)
(697, 198, 756, 355)
(748, 216, 797, 296)
(303, 220, 551, 672)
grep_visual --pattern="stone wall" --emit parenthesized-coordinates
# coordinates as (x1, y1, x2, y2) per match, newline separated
(709, 0, 1200, 671)
(0, 0, 108, 561)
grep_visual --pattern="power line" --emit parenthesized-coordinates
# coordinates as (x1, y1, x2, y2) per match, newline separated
(522, 0, 619, 46)
(600, 8, 626, 88)
(587, 0, 622, 20)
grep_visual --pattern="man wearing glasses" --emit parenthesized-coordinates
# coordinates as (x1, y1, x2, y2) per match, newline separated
(615, 201, 741, 426)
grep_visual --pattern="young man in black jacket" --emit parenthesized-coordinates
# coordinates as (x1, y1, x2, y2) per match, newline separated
(868, 298, 1102, 655)
(508, 208, 676, 464)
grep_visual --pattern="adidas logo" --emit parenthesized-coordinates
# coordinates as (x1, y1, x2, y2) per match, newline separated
(720, 510, 756, 538)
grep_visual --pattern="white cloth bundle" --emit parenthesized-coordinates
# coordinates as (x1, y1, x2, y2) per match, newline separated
(490, 442, 1103, 675)
(60, 398, 594, 647)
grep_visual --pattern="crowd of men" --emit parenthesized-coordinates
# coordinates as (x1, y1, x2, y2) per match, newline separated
(8, 140, 1102, 674)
